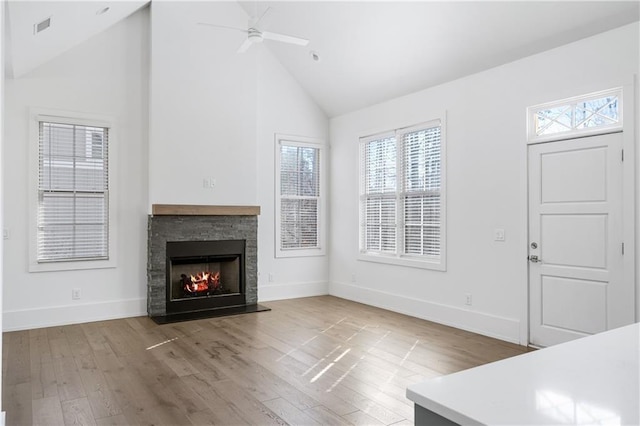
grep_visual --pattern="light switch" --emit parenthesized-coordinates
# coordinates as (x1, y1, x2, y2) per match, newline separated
(202, 177, 216, 189)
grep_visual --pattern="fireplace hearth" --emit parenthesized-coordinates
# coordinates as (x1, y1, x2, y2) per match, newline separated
(147, 205, 269, 323)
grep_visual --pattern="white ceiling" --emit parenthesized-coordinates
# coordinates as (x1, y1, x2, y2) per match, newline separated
(5, 1, 640, 118)
(239, 1, 640, 116)
(5, 0, 147, 78)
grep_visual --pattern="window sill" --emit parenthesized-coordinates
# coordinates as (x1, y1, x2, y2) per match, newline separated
(276, 247, 326, 259)
(357, 253, 446, 271)
(29, 258, 117, 273)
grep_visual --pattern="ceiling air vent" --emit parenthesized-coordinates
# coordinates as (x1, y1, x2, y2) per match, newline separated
(34, 17, 51, 34)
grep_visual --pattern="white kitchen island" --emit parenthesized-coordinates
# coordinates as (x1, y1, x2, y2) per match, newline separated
(407, 323, 639, 425)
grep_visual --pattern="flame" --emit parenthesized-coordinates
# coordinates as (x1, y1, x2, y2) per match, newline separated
(183, 271, 221, 294)
(191, 272, 209, 283)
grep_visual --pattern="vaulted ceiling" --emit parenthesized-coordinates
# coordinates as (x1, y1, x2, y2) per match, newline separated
(5, 1, 639, 117)
(4, 1, 148, 79)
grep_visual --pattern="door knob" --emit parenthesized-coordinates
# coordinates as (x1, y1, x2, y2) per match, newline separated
(528, 255, 542, 263)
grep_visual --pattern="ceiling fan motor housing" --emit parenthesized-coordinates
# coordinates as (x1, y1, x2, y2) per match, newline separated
(247, 28, 263, 43)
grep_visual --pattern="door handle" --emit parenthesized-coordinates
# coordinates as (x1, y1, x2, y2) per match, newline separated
(528, 255, 542, 263)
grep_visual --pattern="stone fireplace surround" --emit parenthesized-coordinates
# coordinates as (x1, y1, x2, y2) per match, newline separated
(147, 204, 266, 322)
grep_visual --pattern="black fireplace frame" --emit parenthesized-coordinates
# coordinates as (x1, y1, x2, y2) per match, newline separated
(165, 239, 246, 315)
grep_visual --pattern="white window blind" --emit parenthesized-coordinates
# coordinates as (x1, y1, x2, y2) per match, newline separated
(362, 135, 397, 254)
(279, 143, 320, 250)
(360, 120, 444, 267)
(402, 126, 441, 257)
(38, 121, 109, 262)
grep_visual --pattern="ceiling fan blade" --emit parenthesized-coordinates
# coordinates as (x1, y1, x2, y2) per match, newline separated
(262, 31, 309, 46)
(197, 22, 247, 34)
(237, 38, 253, 53)
(252, 6, 271, 28)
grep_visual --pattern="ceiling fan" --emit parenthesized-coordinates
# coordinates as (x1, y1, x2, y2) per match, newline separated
(198, 7, 309, 53)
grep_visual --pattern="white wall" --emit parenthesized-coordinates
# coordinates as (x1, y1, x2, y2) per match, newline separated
(2, 8, 150, 330)
(0, 0, 5, 409)
(329, 23, 639, 344)
(256, 48, 329, 301)
(148, 2, 330, 301)
(148, 2, 258, 206)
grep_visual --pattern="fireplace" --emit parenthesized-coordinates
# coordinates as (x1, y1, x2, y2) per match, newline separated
(166, 240, 245, 314)
(147, 205, 269, 323)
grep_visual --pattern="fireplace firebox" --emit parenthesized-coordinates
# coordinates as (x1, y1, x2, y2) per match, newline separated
(166, 240, 246, 315)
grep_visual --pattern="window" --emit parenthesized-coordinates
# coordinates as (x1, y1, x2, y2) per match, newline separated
(529, 88, 622, 142)
(275, 135, 325, 257)
(29, 110, 116, 271)
(360, 119, 445, 270)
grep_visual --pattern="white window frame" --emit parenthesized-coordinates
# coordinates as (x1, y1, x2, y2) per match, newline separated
(527, 87, 623, 143)
(358, 117, 447, 271)
(28, 108, 117, 272)
(274, 134, 326, 258)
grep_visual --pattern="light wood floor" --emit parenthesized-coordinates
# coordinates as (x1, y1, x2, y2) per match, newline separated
(3, 296, 529, 425)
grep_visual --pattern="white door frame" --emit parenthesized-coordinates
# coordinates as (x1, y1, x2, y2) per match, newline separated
(524, 82, 636, 346)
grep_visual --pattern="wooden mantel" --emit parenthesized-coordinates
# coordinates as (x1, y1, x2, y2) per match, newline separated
(152, 204, 260, 216)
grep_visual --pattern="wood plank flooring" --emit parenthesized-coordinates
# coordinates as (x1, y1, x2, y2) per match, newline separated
(3, 296, 530, 425)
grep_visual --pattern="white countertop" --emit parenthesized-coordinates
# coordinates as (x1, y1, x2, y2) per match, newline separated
(407, 323, 639, 425)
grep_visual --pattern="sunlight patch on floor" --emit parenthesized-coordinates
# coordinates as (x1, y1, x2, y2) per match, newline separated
(303, 344, 343, 377)
(146, 337, 178, 350)
(277, 316, 347, 362)
(311, 362, 335, 383)
(321, 317, 347, 333)
(334, 347, 351, 362)
(277, 335, 318, 362)
(326, 330, 391, 392)
(383, 339, 420, 387)
(346, 324, 368, 342)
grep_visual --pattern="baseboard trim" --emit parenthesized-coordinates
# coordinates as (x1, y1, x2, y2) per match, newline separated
(3, 298, 147, 331)
(329, 281, 521, 344)
(259, 281, 329, 302)
(3, 284, 521, 344)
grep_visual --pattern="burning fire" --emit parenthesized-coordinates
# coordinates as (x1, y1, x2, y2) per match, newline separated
(182, 271, 220, 294)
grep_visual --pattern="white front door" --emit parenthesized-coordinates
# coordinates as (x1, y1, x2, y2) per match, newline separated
(528, 132, 633, 347)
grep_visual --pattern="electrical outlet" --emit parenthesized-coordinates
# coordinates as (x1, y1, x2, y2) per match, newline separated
(72, 288, 81, 300)
(494, 228, 505, 242)
(465, 293, 472, 306)
(351, 273, 356, 282)
(268, 273, 274, 283)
